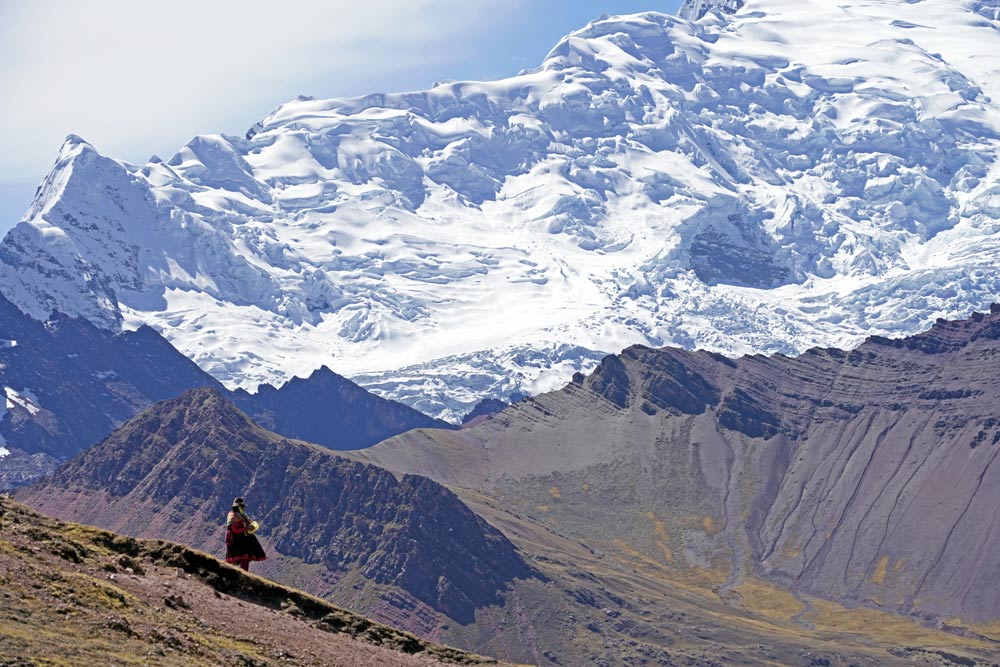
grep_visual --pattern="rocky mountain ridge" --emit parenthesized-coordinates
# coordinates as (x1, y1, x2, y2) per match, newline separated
(0, 291, 227, 486)
(1, 0, 998, 419)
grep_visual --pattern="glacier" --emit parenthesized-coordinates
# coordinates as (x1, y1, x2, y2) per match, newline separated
(1, 0, 1000, 421)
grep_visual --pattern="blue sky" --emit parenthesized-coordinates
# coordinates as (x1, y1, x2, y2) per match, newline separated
(0, 1, 681, 233)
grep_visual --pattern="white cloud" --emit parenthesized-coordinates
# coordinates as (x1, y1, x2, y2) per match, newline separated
(0, 0, 528, 182)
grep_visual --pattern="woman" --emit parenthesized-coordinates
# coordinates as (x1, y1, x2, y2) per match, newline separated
(225, 497, 267, 571)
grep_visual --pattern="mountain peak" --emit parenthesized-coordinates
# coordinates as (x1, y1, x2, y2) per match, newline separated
(44, 386, 260, 497)
(56, 134, 98, 164)
(306, 365, 341, 381)
(61, 133, 93, 149)
(161, 385, 240, 417)
(26, 134, 103, 220)
(121, 384, 237, 425)
(237, 364, 454, 450)
(165, 133, 271, 202)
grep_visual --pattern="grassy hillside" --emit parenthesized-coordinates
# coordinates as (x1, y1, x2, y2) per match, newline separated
(0, 495, 507, 667)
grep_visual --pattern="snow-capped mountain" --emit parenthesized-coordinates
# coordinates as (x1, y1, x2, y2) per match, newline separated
(2, 0, 1000, 420)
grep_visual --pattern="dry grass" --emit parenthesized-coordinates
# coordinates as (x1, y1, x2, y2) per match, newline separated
(871, 555, 889, 584)
(732, 576, 996, 653)
(609, 537, 728, 588)
(968, 620, 1000, 642)
(807, 597, 991, 649)
(734, 578, 806, 622)
(644, 512, 675, 563)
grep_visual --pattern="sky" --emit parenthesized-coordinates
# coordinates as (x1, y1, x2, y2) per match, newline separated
(0, 1, 682, 234)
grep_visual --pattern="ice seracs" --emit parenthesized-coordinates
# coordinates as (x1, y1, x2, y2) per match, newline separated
(1, 0, 999, 420)
(678, 0, 745, 21)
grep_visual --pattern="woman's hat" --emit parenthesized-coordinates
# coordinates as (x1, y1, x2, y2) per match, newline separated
(233, 497, 246, 507)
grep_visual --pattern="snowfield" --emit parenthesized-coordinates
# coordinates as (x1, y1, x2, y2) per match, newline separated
(5, 388, 42, 417)
(1, 0, 999, 420)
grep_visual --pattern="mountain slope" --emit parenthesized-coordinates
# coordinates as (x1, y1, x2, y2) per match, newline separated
(352, 305, 1000, 626)
(0, 291, 227, 486)
(16, 387, 534, 626)
(0, 292, 450, 488)
(0, 496, 503, 667)
(2, 0, 999, 419)
(16, 387, 1000, 665)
